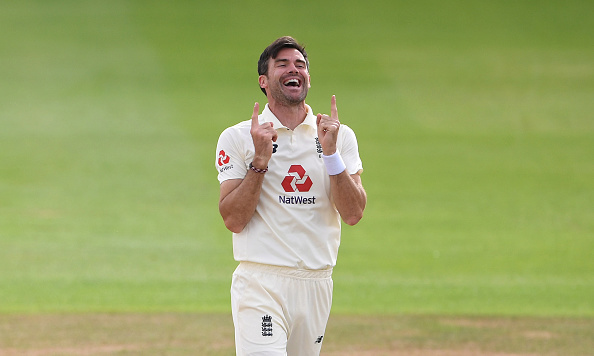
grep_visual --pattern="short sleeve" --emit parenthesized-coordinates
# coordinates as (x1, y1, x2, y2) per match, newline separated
(215, 126, 248, 183)
(338, 124, 363, 175)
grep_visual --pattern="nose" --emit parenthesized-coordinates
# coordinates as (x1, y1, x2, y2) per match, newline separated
(288, 62, 300, 73)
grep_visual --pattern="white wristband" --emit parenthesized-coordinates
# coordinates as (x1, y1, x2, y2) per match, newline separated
(322, 152, 346, 175)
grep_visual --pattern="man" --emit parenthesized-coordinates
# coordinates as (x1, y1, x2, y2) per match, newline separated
(215, 36, 366, 356)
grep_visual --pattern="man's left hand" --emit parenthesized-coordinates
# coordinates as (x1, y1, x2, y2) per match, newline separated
(316, 95, 340, 155)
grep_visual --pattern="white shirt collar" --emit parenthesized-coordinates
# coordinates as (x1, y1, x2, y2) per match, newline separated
(261, 103, 317, 130)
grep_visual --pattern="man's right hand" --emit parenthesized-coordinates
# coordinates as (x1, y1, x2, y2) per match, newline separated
(250, 102, 277, 169)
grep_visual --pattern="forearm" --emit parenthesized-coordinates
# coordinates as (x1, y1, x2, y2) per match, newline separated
(219, 171, 265, 233)
(330, 171, 366, 226)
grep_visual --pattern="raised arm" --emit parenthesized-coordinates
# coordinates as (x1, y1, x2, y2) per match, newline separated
(219, 103, 278, 233)
(316, 96, 367, 225)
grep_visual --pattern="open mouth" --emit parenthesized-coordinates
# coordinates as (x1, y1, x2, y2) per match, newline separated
(283, 78, 301, 87)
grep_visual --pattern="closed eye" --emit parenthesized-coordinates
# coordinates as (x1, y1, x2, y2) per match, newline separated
(275, 59, 289, 67)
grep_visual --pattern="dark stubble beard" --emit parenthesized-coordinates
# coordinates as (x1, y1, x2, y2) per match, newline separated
(269, 81, 308, 106)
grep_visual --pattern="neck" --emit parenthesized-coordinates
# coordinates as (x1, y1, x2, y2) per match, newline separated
(267, 101, 307, 131)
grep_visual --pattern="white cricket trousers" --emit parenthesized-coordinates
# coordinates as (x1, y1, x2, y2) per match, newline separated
(231, 262, 333, 356)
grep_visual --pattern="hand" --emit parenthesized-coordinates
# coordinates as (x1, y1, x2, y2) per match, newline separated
(316, 95, 340, 155)
(250, 102, 277, 169)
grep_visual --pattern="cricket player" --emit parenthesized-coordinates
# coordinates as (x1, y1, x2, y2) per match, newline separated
(215, 36, 367, 356)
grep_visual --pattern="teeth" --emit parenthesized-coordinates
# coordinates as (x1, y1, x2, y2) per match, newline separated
(284, 79, 299, 86)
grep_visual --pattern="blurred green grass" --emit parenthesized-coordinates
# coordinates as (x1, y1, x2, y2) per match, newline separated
(1, 0, 592, 315)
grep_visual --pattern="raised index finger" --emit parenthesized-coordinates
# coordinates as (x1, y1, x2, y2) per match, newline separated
(331, 95, 338, 120)
(251, 102, 260, 128)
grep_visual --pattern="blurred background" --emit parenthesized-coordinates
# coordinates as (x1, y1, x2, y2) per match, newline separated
(1, 0, 592, 317)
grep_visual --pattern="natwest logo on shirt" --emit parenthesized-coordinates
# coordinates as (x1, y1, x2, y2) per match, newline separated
(218, 150, 230, 166)
(281, 165, 313, 192)
(217, 149, 233, 173)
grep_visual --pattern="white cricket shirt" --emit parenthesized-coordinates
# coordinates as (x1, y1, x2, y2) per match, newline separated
(216, 103, 363, 270)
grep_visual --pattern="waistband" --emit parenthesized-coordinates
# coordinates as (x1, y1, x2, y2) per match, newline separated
(237, 261, 333, 280)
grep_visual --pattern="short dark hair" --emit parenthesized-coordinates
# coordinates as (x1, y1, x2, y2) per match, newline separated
(257, 36, 308, 95)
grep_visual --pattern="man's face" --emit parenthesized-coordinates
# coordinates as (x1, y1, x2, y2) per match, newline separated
(260, 48, 311, 105)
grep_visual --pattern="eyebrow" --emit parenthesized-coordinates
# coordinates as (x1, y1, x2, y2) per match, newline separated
(274, 58, 307, 65)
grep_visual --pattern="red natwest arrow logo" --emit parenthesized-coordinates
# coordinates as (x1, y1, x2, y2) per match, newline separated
(281, 165, 313, 192)
(218, 150, 230, 166)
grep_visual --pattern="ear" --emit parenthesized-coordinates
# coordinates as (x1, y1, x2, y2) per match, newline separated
(307, 74, 311, 89)
(259, 75, 268, 91)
